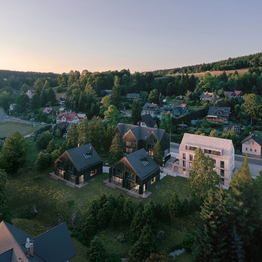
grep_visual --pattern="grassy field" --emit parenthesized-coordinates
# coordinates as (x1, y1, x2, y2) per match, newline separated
(0, 121, 41, 137)
(7, 170, 197, 261)
(167, 68, 249, 78)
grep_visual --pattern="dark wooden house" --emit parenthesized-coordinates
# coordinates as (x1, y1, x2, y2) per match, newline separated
(113, 123, 170, 157)
(54, 143, 103, 185)
(109, 149, 160, 194)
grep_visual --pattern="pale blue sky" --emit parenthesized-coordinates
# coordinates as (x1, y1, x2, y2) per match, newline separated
(0, 0, 261, 73)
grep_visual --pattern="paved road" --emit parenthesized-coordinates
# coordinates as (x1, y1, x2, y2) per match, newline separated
(0, 107, 41, 125)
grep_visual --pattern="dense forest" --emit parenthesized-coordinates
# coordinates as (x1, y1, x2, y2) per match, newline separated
(153, 52, 262, 75)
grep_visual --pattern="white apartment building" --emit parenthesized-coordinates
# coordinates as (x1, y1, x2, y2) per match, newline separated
(174, 133, 235, 187)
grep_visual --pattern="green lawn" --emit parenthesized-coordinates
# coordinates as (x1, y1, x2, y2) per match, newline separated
(7, 170, 196, 261)
(0, 121, 41, 137)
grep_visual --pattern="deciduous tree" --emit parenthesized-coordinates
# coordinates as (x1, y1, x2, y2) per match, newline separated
(153, 141, 163, 166)
(189, 147, 220, 203)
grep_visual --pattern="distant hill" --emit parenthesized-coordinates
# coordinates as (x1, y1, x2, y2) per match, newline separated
(153, 52, 262, 75)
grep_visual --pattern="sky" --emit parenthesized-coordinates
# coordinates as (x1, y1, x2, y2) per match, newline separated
(0, 0, 262, 74)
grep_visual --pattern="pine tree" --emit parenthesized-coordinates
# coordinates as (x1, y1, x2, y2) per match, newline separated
(104, 125, 114, 151)
(31, 93, 40, 110)
(110, 76, 122, 109)
(192, 188, 230, 262)
(93, 117, 105, 152)
(109, 134, 123, 165)
(160, 202, 170, 222)
(0, 169, 9, 210)
(131, 98, 142, 125)
(130, 202, 144, 244)
(226, 155, 256, 251)
(66, 123, 78, 149)
(87, 236, 106, 262)
(189, 147, 220, 204)
(142, 200, 156, 229)
(111, 208, 120, 228)
(229, 226, 245, 262)
(123, 197, 134, 225)
(165, 111, 174, 133)
(152, 141, 163, 166)
(116, 193, 125, 224)
(169, 193, 181, 218)
(40, 88, 47, 107)
(127, 224, 156, 262)
(78, 119, 89, 146)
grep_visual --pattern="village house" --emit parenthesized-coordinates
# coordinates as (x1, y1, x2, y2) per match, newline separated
(206, 106, 231, 123)
(126, 93, 141, 100)
(113, 123, 170, 157)
(43, 106, 55, 116)
(173, 133, 235, 187)
(137, 114, 158, 128)
(199, 92, 220, 101)
(160, 104, 189, 118)
(241, 134, 262, 158)
(53, 122, 69, 136)
(0, 221, 76, 262)
(56, 111, 79, 124)
(54, 143, 103, 185)
(9, 103, 16, 111)
(25, 90, 33, 99)
(109, 149, 160, 195)
(142, 102, 161, 117)
(224, 90, 243, 98)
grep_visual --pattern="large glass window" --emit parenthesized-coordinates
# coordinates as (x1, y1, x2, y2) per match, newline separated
(220, 161, 224, 168)
(189, 154, 193, 161)
(183, 153, 186, 159)
(128, 173, 135, 181)
(183, 161, 186, 167)
(151, 177, 156, 184)
(220, 169, 224, 177)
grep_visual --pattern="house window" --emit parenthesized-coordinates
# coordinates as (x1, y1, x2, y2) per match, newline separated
(250, 148, 252, 152)
(126, 141, 132, 147)
(189, 162, 193, 169)
(149, 150, 154, 156)
(252, 142, 254, 145)
(255, 149, 257, 152)
(90, 169, 97, 176)
(246, 148, 248, 151)
(183, 153, 186, 159)
(248, 142, 250, 144)
(185, 145, 188, 150)
(220, 169, 224, 177)
(183, 161, 186, 167)
(151, 177, 156, 184)
(220, 161, 224, 169)
(189, 154, 193, 161)
(221, 178, 224, 185)
(128, 173, 135, 181)
(183, 168, 186, 175)
(126, 148, 132, 154)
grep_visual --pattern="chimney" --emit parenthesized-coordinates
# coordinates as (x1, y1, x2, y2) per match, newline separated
(30, 245, 34, 257)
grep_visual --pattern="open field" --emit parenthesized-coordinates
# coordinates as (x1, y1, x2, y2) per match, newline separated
(0, 121, 41, 137)
(166, 68, 249, 78)
(7, 170, 196, 261)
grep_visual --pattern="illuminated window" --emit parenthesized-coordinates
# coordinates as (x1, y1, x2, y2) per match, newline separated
(90, 169, 97, 176)
(183, 168, 186, 175)
(151, 177, 156, 184)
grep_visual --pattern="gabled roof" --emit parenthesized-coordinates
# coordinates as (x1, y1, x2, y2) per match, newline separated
(60, 143, 102, 171)
(33, 223, 76, 262)
(234, 90, 242, 96)
(180, 133, 233, 158)
(0, 221, 76, 262)
(126, 93, 140, 99)
(116, 149, 160, 179)
(142, 102, 160, 111)
(224, 91, 234, 97)
(43, 107, 54, 114)
(207, 106, 231, 117)
(241, 134, 262, 146)
(140, 114, 156, 128)
(116, 123, 166, 142)
(57, 122, 69, 130)
(56, 112, 77, 121)
(161, 105, 189, 115)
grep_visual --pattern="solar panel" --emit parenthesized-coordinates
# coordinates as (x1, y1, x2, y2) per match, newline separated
(83, 152, 92, 159)
(140, 157, 149, 166)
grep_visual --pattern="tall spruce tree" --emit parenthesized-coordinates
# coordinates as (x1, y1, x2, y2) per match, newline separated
(169, 193, 181, 218)
(127, 224, 156, 262)
(153, 141, 163, 166)
(131, 98, 142, 125)
(192, 188, 230, 262)
(87, 236, 106, 262)
(226, 155, 256, 256)
(66, 123, 78, 149)
(109, 134, 123, 165)
(130, 202, 145, 244)
(78, 119, 89, 146)
(123, 197, 134, 225)
(189, 147, 220, 204)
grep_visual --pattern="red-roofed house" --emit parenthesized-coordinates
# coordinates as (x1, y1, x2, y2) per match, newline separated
(56, 112, 79, 124)
(234, 90, 243, 97)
